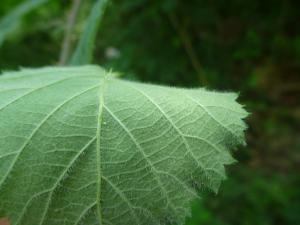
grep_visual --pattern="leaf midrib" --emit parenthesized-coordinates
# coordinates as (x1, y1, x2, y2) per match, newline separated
(95, 75, 106, 224)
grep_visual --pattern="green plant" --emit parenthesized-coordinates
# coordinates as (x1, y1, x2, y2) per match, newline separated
(0, 1, 248, 225)
(0, 0, 49, 47)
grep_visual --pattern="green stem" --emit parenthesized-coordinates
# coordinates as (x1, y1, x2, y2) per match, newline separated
(59, 0, 82, 65)
(70, 0, 110, 65)
(168, 12, 208, 86)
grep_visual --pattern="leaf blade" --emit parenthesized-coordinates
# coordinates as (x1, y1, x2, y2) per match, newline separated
(0, 66, 248, 225)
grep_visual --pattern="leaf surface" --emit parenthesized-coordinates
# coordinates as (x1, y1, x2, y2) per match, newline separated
(0, 66, 247, 225)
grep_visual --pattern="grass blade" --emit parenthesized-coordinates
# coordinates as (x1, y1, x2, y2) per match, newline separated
(70, 0, 110, 65)
(0, 0, 48, 47)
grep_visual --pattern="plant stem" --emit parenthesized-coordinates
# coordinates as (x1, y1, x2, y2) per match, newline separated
(59, 0, 82, 66)
(168, 12, 208, 86)
(70, 0, 110, 65)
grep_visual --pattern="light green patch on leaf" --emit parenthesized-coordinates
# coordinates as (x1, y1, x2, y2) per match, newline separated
(0, 0, 48, 47)
(0, 66, 248, 225)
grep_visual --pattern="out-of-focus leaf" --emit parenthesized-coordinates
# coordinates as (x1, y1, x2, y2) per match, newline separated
(70, 0, 109, 65)
(0, 0, 48, 47)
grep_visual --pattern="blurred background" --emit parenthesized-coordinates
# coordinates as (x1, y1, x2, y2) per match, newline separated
(0, 0, 299, 225)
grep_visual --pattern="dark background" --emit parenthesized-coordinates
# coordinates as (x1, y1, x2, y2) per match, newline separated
(0, 0, 299, 225)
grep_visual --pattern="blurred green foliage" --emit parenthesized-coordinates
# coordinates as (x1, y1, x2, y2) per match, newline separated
(0, 0, 48, 47)
(0, 0, 299, 224)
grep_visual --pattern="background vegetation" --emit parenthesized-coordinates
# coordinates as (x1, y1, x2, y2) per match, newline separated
(0, 0, 299, 224)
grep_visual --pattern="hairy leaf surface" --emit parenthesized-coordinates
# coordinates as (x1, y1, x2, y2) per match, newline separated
(0, 66, 247, 225)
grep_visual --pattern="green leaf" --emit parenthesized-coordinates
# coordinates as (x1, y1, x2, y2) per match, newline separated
(70, 0, 110, 65)
(0, 0, 48, 47)
(0, 66, 248, 225)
